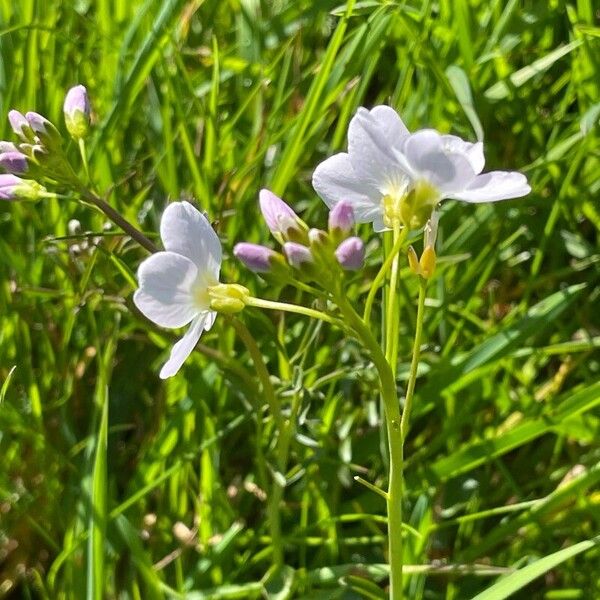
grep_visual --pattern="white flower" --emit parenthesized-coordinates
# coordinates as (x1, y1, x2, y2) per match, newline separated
(312, 105, 531, 231)
(134, 201, 221, 379)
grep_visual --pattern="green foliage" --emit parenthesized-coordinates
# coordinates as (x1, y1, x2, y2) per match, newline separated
(0, 1, 598, 598)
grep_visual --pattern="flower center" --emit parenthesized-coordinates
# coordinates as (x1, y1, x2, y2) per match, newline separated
(382, 180, 440, 230)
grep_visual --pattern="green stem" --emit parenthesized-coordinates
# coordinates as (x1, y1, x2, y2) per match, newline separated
(363, 227, 407, 324)
(246, 296, 338, 326)
(78, 188, 158, 254)
(333, 293, 404, 599)
(385, 225, 403, 374)
(228, 317, 286, 567)
(400, 279, 427, 440)
(78, 138, 91, 184)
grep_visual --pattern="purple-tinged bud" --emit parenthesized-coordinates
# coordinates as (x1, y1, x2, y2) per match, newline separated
(64, 85, 91, 140)
(328, 201, 355, 234)
(8, 110, 34, 142)
(0, 151, 29, 174)
(0, 141, 19, 153)
(283, 242, 313, 268)
(308, 228, 328, 246)
(335, 237, 365, 271)
(259, 189, 304, 242)
(234, 242, 277, 273)
(0, 173, 47, 201)
(25, 112, 62, 149)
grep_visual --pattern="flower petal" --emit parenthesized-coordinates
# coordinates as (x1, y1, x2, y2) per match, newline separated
(160, 201, 222, 279)
(369, 105, 410, 147)
(312, 152, 382, 223)
(159, 312, 215, 379)
(450, 171, 531, 203)
(441, 135, 485, 174)
(348, 108, 413, 191)
(134, 251, 198, 328)
(402, 129, 476, 194)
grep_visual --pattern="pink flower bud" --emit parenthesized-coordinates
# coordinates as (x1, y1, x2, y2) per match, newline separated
(283, 242, 313, 268)
(328, 201, 355, 233)
(0, 141, 19, 153)
(0, 151, 29, 174)
(8, 110, 33, 142)
(63, 85, 91, 139)
(234, 243, 276, 273)
(259, 189, 301, 239)
(335, 237, 365, 270)
(25, 112, 62, 148)
(0, 173, 47, 201)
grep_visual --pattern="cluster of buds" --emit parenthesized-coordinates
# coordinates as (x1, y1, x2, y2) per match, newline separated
(234, 190, 365, 288)
(407, 213, 438, 279)
(0, 85, 91, 201)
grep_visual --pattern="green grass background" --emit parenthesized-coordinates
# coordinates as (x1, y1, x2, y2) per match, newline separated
(1, 0, 599, 598)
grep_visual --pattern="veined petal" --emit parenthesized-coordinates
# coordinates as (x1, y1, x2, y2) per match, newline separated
(312, 152, 382, 222)
(160, 201, 222, 280)
(159, 312, 214, 379)
(403, 129, 477, 194)
(348, 108, 412, 191)
(450, 171, 531, 203)
(134, 251, 198, 328)
(441, 135, 485, 174)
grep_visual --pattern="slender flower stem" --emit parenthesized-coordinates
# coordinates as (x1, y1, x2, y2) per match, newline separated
(385, 224, 403, 373)
(363, 227, 407, 324)
(78, 187, 158, 254)
(245, 296, 338, 326)
(332, 293, 404, 599)
(78, 138, 91, 184)
(228, 317, 286, 567)
(400, 279, 427, 439)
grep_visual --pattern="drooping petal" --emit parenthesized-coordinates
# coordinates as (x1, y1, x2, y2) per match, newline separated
(450, 171, 531, 203)
(348, 108, 413, 190)
(159, 312, 214, 379)
(258, 189, 301, 237)
(134, 251, 199, 328)
(402, 129, 476, 194)
(312, 152, 382, 223)
(441, 135, 485, 174)
(160, 201, 222, 280)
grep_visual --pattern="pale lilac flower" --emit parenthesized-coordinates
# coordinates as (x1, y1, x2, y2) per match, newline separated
(134, 201, 222, 379)
(312, 105, 531, 231)
(0, 141, 19, 153)
(64, 85, 91, 139)
(234, 242, 277, 273)
(335, 237, 365, 270)
(283, 242, 312, 268)
(259, 189, 303, 241)
(328, 200, 355, 233)
(25, 112, 62, 148)
(0, 151, 29, 174)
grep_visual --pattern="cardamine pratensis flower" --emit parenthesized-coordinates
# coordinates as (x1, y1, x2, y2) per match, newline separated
(134, 201, 244, 379)
(0, 173, 47, 201)
(312, 105, 531, 232)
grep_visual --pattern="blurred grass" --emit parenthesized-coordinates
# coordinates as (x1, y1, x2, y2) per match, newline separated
(0, 0, 599, 598)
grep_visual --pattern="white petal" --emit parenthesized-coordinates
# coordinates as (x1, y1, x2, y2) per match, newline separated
(403, 129, 476, 194)
(441, 135, 485, 174)
(312, 152, 382, 223)
(160, 201, 222, 279)
(348, 108, 412, 191)
(450, 171, 531, 203)
(159, 312, 214, 379)
(369, 105, 410, 147)
(134, 252, 198, 328)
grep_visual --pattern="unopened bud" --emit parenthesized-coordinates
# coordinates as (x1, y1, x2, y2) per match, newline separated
(283, 242, 313, 268)
(25, 112, 63, 150)
(233, 242, 278, 273)
(335, 236, 365, 270)
(259, 189, 306, 243)
(0, 141, 19, 153)
(328, 201, 354, 235)
(64, 85, 91, 140)
(0, 174, 48, 201)
(0, 151, 29, 175)
(8, 110, 34, 142)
